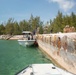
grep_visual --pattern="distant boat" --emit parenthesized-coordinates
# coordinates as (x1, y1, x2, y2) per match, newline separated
(16, 64, 73, 75)
(18, 31, 36, 46)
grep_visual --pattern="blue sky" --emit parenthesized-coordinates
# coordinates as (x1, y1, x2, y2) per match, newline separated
(0, 0, 76, 24)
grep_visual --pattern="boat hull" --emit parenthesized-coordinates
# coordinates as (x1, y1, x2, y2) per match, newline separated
(16, 64, 73, 75)
(18, 40, 35, 46)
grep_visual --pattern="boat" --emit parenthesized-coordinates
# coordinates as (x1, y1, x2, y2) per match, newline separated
(18, 31, 36, 46)
(16, 64, 73, 75)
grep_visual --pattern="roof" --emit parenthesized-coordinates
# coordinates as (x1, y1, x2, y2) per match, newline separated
(32, 64, 73, 75)
(32, 64, 61, 75)
(22, 31, 31, 34)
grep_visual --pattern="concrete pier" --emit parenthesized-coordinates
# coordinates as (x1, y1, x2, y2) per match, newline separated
(37, 32, 76, 74)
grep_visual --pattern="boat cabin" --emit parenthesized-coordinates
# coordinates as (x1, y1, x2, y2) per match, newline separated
(22, 31, 33, 40)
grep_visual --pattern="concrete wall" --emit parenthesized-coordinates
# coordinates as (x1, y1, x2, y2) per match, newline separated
(37, 32, 76, 74)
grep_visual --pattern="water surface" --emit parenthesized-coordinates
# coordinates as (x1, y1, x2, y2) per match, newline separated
(0, 40, 51, 75)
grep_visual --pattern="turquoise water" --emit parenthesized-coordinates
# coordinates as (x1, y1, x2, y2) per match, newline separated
(0, 40, 51, 75)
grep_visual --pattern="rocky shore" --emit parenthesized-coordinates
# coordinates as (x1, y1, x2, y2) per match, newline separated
(0, 35, 23, 40)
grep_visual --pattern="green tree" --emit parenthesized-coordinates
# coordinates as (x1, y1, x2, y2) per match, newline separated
(19, 20, 29, 31)
(0, 24, 5, 34)
(71, 12, 76, 28)
(49, 11, 76, 33)
(5, 18, 14, 35)
(13, 22, 21, 35)
(29, 15, 43, 33)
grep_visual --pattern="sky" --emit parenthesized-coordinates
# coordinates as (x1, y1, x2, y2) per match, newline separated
(0, 0, 76, 24)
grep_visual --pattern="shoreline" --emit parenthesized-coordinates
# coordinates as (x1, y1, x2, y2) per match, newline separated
(0, 35, 23, 40)
(9, 35, 23, 40)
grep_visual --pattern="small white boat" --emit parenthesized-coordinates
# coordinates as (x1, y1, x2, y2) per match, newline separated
(18, 31, 36, 46)
(16, 64, 73, 75)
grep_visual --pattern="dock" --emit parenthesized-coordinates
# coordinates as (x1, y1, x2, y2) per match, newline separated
(37, 32, 76, 74)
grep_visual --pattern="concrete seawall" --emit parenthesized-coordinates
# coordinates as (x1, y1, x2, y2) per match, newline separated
(37, 32, 76, 74)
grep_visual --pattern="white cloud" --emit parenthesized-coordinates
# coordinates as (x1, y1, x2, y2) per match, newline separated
(47, 0, 75, 12)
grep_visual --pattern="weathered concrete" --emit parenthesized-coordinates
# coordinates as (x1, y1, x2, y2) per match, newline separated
(37, 32, 76, 74)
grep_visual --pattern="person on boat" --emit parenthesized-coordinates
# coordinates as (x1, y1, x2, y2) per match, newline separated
(28, 33, 30, 40)
(31, 33, 33, 40)
(33, 28, 37, 35)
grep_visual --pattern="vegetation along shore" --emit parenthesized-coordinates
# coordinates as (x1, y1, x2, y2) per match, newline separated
(0, 11, 76, 37)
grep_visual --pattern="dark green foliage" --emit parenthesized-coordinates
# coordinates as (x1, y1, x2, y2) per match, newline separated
(39, 24, 43, 34)
(71, 12, 76, 28)
(0, 15, 43, 35)
(49, 11, 76, 33)
(5, 18, 14, 35)
(0, 12, 76, 35)
(13, 22, 21, 35)
(28, 15, 43, 32)
(0, 24, 5, 34)
(19, 20, 29, 32)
